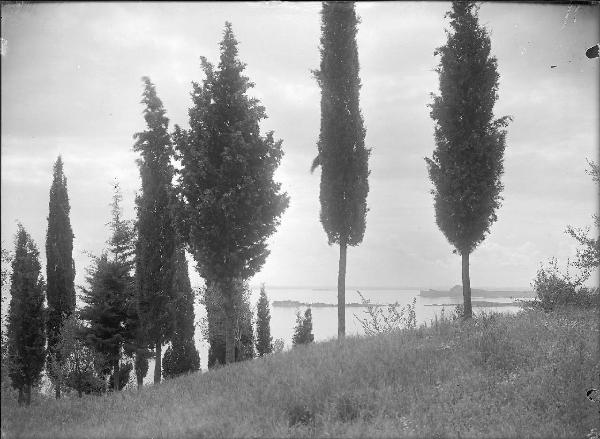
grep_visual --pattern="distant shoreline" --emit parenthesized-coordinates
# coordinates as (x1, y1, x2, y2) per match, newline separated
(420, 285, 535, 299)
(272, 300, 386, 308)
(271, 299, 523, 308)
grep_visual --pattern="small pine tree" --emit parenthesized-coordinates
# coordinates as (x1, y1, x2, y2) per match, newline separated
(426, 1, 510, 318)
(255, 285, 273, 356)
(175, 22, 288, 364)
(80, 184, 136, 392)
(292, 308, 314, 346)
(312, 2, 370, 339)
(46, 156, 76, 398)
(7, 225, 46, 406)
(134, 77, 177, 384)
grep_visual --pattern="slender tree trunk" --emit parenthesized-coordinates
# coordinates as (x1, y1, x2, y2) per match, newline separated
(137, 372, 143, 388)
(113, 361, 120, 391)
(18, 387, 24, 406)
(77, 388, 82, 398)
(154, 338, 162, 384)
(338, 239, 347, 339)
(462, 252, 472, 319)
(55, 383, 61, 399)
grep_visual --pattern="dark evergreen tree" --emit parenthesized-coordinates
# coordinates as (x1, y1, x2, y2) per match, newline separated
(312, 2, 369, 339)
(7, 225, 46, 406)
(292, 308, 314, 346)
(80, 184, 136, 391)
(162, 246, 199, 378)
(174, 22, 288, 364)
(134, 77, 177, 384)
(425, 1, 510, 319)
(255, 285, 273, 356)
(45, 155, 76, 398)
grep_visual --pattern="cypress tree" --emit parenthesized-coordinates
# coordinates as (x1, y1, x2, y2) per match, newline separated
(255, 285, 273, 356)
(80, 184, 136, 391)
(312, 1, 370, 339)
(46, 155, 76, 398)
(134, 77, 177, 384)
(175, 22, 289, 364)
(7, 225, 46, 406)
(425, 1, 510, 319)
(292, 308, 314, 346)
(162, 246, 199, 378)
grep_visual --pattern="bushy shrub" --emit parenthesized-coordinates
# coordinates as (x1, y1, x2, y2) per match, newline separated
(529, 258, 599, 311)
(355, 291, 417, 335)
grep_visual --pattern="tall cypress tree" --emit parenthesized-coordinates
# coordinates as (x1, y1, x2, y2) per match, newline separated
(163, 246, 200, 378)
(175, 22, 289, 364)
(7, 225, 46, 406)
(312, 1, 369, 339)
(46, 155, 76, 398)
(425, 1, 510, 319)
(255, 285, 272, 356)
(134, 77, 177, 384)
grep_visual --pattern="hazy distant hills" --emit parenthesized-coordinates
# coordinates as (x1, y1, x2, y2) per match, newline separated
(419, 285, 535, 298)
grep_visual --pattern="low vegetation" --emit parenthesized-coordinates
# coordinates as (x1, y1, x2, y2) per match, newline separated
(2, 307, 598, 438)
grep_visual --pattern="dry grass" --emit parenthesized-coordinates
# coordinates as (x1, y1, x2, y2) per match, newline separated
(2, 307, 599, 438)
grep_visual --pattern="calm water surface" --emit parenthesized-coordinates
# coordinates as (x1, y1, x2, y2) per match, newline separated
(145, 287, 527, 377)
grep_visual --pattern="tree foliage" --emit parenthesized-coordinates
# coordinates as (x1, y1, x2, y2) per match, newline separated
(7, 225, 46, 406)
(162, 246, 199, 378)
(426, 1, 510, 254)
(255, 285, 273, 356)
(45, 156, 76, 397)
(565, 160, 599, 279)
(80, 184, 137, 392)
(312, 1, 369, 247)
(425, 1, 510, 318)
(174, 22, 288, 363)
(133, 77, 178, 384)
(292, 308, 314, 346)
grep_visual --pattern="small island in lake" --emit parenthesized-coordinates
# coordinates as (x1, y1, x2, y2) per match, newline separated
(420, 285, 535, 299)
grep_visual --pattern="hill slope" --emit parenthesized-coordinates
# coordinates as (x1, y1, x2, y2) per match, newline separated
(2, 308, 598, 438)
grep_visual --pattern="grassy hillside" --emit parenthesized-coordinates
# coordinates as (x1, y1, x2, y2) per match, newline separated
(2, 308, 598, 438)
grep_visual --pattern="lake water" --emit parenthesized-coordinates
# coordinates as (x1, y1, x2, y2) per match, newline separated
(146, 287, 528, 378)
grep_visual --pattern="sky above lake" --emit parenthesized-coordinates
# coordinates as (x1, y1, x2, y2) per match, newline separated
(1, 2, 598, 291)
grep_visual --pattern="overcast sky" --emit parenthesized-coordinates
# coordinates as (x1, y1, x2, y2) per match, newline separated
(1, 2, 598, 292)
